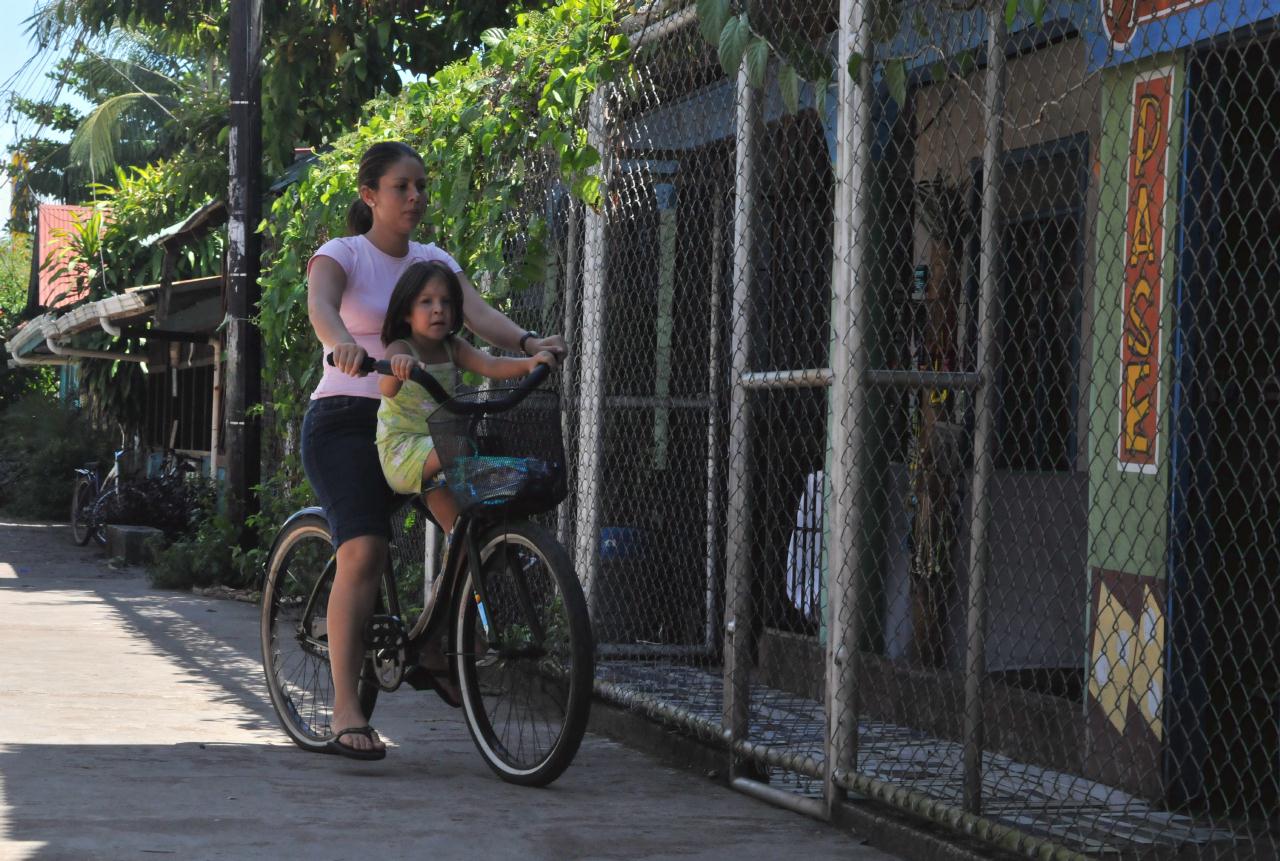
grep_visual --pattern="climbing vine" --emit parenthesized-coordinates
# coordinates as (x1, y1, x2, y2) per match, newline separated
(694, 0, 1051, 111)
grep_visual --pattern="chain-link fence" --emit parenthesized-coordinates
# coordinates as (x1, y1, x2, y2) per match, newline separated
(489, 0, 1280, 856)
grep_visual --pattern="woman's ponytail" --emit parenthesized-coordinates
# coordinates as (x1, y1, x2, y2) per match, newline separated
(346, 198, 373, 236)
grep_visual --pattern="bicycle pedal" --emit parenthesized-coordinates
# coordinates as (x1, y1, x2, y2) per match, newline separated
(364, 615, 408, 650)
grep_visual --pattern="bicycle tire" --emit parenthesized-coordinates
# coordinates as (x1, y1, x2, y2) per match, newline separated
(454, 521, 594, 786)
(89, 483, 116, 548)
(260, 513, 386, 751)
(70, 477, 95, 546)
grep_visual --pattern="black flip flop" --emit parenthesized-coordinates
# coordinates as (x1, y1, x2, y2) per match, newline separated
(325, 726, 387, 761)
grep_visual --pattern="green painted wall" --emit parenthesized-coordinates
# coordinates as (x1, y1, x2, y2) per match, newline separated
(1087, 55, 1186, 581)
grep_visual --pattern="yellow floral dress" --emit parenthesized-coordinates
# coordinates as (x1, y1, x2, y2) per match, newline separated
(376, 339, 456, 494)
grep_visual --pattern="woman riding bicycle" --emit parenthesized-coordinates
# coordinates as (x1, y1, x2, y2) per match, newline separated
(303, 141, 566, 760)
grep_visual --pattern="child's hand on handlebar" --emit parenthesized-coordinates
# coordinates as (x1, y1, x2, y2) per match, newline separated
(389, 354, 422, 381)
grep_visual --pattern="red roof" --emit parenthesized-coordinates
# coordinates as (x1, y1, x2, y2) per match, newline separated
(36, 204, 97, 308)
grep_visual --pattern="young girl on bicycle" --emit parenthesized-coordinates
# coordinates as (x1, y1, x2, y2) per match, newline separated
(376, 260, 556, 534)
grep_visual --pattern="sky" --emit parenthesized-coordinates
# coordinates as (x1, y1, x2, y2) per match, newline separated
(0, 0, 78, 233)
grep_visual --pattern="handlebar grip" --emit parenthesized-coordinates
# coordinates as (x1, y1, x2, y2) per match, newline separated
(325, 352, 379, 374)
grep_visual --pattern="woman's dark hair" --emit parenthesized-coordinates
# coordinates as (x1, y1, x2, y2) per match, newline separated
(381, 260, 466, 346)
(346, 141, 424, 236)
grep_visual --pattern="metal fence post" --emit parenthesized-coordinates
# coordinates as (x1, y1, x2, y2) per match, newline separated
(704, 199, 726, 650)
(825, 0, 875, 809)
(575, 88, 608, 612)
(723, 57, 762, 754)
(962, 4, 1007, 815)
(558, 197, 582, 552)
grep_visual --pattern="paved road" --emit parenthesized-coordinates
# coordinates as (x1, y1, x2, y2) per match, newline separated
(0, 518, 900, 861)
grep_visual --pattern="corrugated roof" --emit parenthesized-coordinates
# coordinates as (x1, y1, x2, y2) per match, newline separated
(34, 204, 98, 309)
(3, 288, 159, 367)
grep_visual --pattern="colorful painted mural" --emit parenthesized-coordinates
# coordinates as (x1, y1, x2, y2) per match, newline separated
(1089, 0, 1279, 68)
(1090, 569, 1166, 739)
(1118, 69, 1173, 473)
(1102, 0, 1212, 49)
(1086, 568, 1168, 797)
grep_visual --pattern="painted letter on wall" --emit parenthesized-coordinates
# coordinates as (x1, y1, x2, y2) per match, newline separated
(1118, 70, 1172, 474)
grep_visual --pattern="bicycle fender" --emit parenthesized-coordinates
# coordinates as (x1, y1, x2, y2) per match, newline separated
(263, 506, 331, 589)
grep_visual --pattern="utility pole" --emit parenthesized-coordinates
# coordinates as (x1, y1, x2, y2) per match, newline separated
(226, 0, 263, 538)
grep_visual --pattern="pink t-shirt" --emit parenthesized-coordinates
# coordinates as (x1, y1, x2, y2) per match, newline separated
(308, 234, 463, 400)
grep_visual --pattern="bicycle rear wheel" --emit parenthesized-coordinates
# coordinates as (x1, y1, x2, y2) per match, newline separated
(260, 513, 386, 751)
(70, 477, 94, 546)
(454, 521, 594, 786)
(89, 483, 116, 547)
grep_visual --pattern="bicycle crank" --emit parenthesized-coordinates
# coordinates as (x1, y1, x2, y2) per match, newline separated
(365, 614, 409, 692)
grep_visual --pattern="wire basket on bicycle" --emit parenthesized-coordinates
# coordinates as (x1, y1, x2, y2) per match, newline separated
(428, 387, 567, 517)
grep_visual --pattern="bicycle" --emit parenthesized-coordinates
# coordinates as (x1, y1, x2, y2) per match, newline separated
(260, 359, 594, 786)
(70, 448, 205, 546)
(70, 449, 125, 546)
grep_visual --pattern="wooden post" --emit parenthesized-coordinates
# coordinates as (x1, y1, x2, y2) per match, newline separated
(225, 0, 263, 538)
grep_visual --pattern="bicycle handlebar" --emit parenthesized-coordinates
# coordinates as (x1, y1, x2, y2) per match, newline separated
(325, 353, 551, 415)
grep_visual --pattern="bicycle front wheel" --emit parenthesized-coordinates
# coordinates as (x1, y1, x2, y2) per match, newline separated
(70, 477, 94, 546)
(455, 521, 594, 786)
(260, 513, 385, 751)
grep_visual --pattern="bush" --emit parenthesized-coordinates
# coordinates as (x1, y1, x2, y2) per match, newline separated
(145, 470, 312, 591)
(145, 510, 242, 591)
(103, 472, 217, 540)
(0, 393, 111, 519)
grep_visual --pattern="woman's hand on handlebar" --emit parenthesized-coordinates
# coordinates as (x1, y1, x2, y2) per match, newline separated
(330, 343, 368, 377)
(527, 334, 567, 366)
(527, 350, 557, 373)
(388, 353, 421, 381)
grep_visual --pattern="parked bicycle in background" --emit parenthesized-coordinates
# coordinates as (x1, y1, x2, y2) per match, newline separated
(70, 448, 125, 546)
(70, 445, 208, 545)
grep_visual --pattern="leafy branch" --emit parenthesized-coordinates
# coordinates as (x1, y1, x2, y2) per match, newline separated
(695, 0, 1053, 110)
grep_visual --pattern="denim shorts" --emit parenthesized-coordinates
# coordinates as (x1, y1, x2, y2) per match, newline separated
(301, 395, 395, 548)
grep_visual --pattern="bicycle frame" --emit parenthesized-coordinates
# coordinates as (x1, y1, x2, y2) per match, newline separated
(406, 514, 494, 656)
(307, 356, 559, 686)
(278, 498, 535, 693)
(74, 450, 124, 542)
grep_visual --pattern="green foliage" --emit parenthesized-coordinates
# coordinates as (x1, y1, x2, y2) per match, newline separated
(4, 30, 211, 231)
(90, 160, 226, 291)
(241, 466, 318, 579)
(146, 509, 247, 590)
(0, 232, 33, 324)
(31, 0, 554, 176)
(696, 0, 1051, 112)
(75, 348, 150, 442)
(0, 393, 110, 519)
(696, 0, 837, 112)
(0, 233, 58, 408)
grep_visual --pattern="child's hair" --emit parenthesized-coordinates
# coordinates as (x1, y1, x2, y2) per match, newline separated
(381, 260, 466, 346)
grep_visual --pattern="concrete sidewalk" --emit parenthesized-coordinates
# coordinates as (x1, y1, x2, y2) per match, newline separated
(0, 519, 900, 861)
